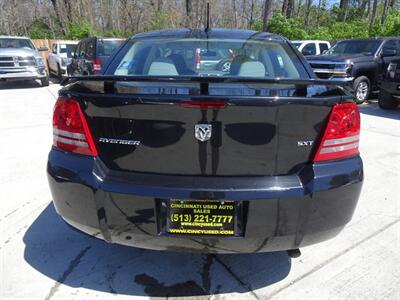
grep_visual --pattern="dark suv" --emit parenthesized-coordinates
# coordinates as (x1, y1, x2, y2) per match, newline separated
(379, 59, 400, 109)
(67, 37, 124, 76)
(307, 37, 400, 104)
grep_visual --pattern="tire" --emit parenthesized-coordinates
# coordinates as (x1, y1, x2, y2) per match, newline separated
(353, 76, 370, 104)
(378, 89, 398, 110)
(40, 76, 49, 87)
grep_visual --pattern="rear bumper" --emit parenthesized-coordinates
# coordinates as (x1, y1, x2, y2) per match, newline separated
(47, 148, 363, 253)
(0, 67, 47, 80)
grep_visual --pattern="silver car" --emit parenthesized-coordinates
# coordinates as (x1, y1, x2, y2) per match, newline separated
(0, 36, 49, 86)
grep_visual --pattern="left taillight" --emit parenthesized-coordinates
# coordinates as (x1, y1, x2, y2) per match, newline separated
(313, 102, 360, 162)
(93, 58, 101, 74)
(53, 97, 98, 156)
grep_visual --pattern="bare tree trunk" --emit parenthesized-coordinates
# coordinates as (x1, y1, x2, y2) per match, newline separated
(316, 0, 322, 25)
(185, 0, 192, 27)
(296, 0, 303, 18)
(357, 0, 368, 18)
(282, 0, 289, 16)
(262, 0, 272, 32)
(369, 0, 378, 28)
(232, 0, 238, 27)
(366, 0, 372, 17)
(50, 0, 66, 35)
(381, 0, 389, 25)
(304, 0, 312, 27)
(249, 0, 255, 29)
(286, 0, 294, 18)
(339, 0, 349, 21)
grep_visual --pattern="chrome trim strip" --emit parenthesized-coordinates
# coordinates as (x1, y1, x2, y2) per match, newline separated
(54, 136, 88, 147)
(320, 142, 359, 154)
(53, 128, 86, 140)
(323, 135, 359, 146)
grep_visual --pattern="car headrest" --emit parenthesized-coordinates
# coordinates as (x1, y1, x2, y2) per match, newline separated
(148, 60, 178, 76)
(237, 61, 266, 77)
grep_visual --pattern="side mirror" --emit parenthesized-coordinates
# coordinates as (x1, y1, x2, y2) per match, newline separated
(38, 45, 48, 52)
(381, 49, 397, 58)
(302, 49, 313, 56)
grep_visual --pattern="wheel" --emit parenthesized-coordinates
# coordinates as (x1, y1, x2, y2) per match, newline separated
(40, 76, 49, 87)
(353, 76, 370, 104)
(378, 89, 398, 110)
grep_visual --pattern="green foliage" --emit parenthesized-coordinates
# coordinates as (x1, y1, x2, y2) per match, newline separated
(258, 14, 308, 40)
(65, 20, 92, 39)
(23, 6, 400, 42)
(28, 19, 53, 39)
(262, 9, 400, 41)
(378, 9, 400, 36)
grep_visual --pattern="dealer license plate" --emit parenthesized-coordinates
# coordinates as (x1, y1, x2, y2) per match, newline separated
(166, 200, 236, 236)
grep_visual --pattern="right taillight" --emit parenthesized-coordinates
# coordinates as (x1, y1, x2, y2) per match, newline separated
(313, 102, 360, 162)
(93, 58, 101, 74)
(195, 48, 201, 71)
(53, 97, 98, 156)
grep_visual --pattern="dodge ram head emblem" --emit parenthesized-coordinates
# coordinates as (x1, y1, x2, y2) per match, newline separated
(195, 124, 212, 142)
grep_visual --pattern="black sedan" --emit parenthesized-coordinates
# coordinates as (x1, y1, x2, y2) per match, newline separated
(47, 28, 363, 254)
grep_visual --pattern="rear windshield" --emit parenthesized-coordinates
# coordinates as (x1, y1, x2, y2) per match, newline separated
(0, 38, 35, 50)
(60, 44, 77, 58)
(325, 40, 381, 55)
(112, 38, 308, 79)
(98, 40, 124, 57)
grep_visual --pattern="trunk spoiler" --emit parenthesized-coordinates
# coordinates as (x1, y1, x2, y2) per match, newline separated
(61, 75, 352, 88)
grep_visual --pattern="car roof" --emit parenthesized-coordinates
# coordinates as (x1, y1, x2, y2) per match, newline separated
(131, 28, 286, 42)
(337, 37, 391, 42)
(0, 35, 31, 39)
(292, 40, 330, 43)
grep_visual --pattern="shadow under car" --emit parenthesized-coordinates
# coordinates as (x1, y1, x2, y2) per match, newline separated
(23, 203, 292, 297)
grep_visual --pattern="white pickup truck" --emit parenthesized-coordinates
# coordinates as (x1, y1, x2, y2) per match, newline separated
(291, 40, 331, 56)
(47, 41, 78, 78)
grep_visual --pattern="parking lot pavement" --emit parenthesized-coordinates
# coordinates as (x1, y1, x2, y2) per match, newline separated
(0, 80, 399, 300)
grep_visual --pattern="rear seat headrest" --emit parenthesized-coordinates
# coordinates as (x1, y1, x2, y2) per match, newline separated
(148, 59, 178, 76)
(237, 61, 266, 77)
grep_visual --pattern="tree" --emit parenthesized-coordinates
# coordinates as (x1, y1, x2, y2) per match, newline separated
(370, 0, 378, 28)
(262, 0, 272, 31)
(304, 0, 312, 27)
(185, 0, 192, 27)
(381, 0, 389, 25)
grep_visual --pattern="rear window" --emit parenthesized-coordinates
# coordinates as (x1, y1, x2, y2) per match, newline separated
(59, 44, 77, 58)
(112, 38, 309, 79)
(98, 40, 124, 57)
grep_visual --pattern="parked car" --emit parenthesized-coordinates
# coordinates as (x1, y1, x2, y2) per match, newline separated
(47, 41, 78, 79)
(67, 37, 124, 76)
(48, 28, 363, 254)
(307, 37, 400, 104)
(378, 60, 400, 109)
(0, 36, 49, 86)
(291, 40, 331, 56)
